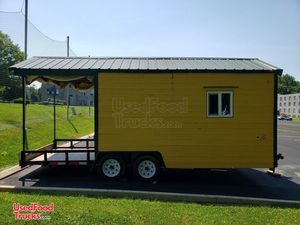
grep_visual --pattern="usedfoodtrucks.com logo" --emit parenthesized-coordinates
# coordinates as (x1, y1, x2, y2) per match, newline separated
(112, 97, 188, 128)
(13, 203, 54, 220)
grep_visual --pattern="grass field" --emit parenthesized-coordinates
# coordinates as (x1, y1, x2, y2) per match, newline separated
(0, 103, 94, 170)
(0, 192, 299, 225)
(293, 117, 300, 122)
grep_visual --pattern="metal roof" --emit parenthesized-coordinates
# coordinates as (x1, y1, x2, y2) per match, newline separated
(10, 56, 283, 76)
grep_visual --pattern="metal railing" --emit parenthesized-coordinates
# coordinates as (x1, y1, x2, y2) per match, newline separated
(20, 150, 95, 167)
(53, 138, 94, 149)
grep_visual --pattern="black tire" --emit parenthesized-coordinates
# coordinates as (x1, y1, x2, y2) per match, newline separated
(133, 155, 161, 182)
(97, 154, 125, 180)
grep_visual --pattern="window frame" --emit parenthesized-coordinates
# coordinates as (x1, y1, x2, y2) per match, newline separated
(207, 91, 233, 118)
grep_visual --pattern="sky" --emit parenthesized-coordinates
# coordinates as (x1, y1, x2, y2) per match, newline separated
(1, 0, 300, 80)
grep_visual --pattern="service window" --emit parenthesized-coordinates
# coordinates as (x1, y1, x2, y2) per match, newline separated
(207, 91, 233, 117)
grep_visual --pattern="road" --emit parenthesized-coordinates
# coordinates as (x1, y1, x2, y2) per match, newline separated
(277, 120, 300, 183)
(0, 120, 299, 201)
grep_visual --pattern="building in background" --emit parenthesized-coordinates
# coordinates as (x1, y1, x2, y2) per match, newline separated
(39, 84, 94, 106)
(278, 93, 300, 117)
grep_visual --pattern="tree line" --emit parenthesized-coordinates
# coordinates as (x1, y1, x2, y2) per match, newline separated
(0, 31, 38, 102)
(278, 74, 300, 94)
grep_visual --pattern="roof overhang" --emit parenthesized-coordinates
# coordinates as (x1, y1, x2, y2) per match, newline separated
(9, 56, 283, 90)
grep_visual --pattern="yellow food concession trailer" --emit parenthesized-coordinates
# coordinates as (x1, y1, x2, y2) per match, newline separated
(10, 56, 283, 181)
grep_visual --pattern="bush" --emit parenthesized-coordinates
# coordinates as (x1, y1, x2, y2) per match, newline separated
(12, 98, 30, 104)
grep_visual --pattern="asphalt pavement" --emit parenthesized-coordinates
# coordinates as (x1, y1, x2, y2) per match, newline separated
(277, 120, 300, 184)
(1, 120, 300, 201)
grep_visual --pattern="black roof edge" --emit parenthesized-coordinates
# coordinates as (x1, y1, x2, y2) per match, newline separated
(9, 68, 283, 77)
(9, 68, 99, 76)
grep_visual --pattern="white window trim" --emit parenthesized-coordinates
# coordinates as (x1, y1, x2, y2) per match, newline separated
(207, 91, 233, 118)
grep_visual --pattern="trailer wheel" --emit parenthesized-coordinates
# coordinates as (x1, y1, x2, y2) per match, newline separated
(97, 154, 125, 180)
(133, 156, 160, 182)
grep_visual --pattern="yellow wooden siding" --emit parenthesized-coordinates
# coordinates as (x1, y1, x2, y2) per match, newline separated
(98, 72, 275, 168)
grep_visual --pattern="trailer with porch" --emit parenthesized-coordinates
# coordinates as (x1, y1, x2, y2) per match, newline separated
(10, 56, 283, 182)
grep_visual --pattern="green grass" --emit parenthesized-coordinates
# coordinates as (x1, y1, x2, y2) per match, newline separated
(0, 192, 299, 225)
(292, 117, 300, 122)
(0, 103, 94, 170)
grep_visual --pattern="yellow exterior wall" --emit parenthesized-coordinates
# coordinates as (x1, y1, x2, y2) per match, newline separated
(98, 72, 275, 169)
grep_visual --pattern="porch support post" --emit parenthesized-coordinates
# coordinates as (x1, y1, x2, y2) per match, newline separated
(94, 75, 99, 152)
(22, 75, 27, 151)
(53, 86, 56, 141)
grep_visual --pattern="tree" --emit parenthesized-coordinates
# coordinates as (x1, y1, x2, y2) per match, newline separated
(296, 82, 300, 93)
(0, 31, 24, 101)
(278, 74, 299, 94)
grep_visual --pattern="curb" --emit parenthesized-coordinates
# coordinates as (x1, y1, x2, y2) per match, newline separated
(0, 185, 299, 208)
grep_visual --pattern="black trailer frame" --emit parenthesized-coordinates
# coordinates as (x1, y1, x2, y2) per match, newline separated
(20, 149, 95, 167)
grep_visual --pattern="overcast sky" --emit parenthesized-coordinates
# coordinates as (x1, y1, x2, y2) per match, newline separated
(1, 0, 300, 80)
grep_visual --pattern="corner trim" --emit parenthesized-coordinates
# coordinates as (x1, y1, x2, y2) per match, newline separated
(273, 74, 278, 168)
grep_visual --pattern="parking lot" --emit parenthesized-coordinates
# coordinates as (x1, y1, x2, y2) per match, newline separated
(0, 120, 300, 201)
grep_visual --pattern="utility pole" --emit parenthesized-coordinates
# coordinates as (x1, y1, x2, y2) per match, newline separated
(48, 87, 58, 140)
(24, 0, 28, 60)
(67, 36, 70, 57)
